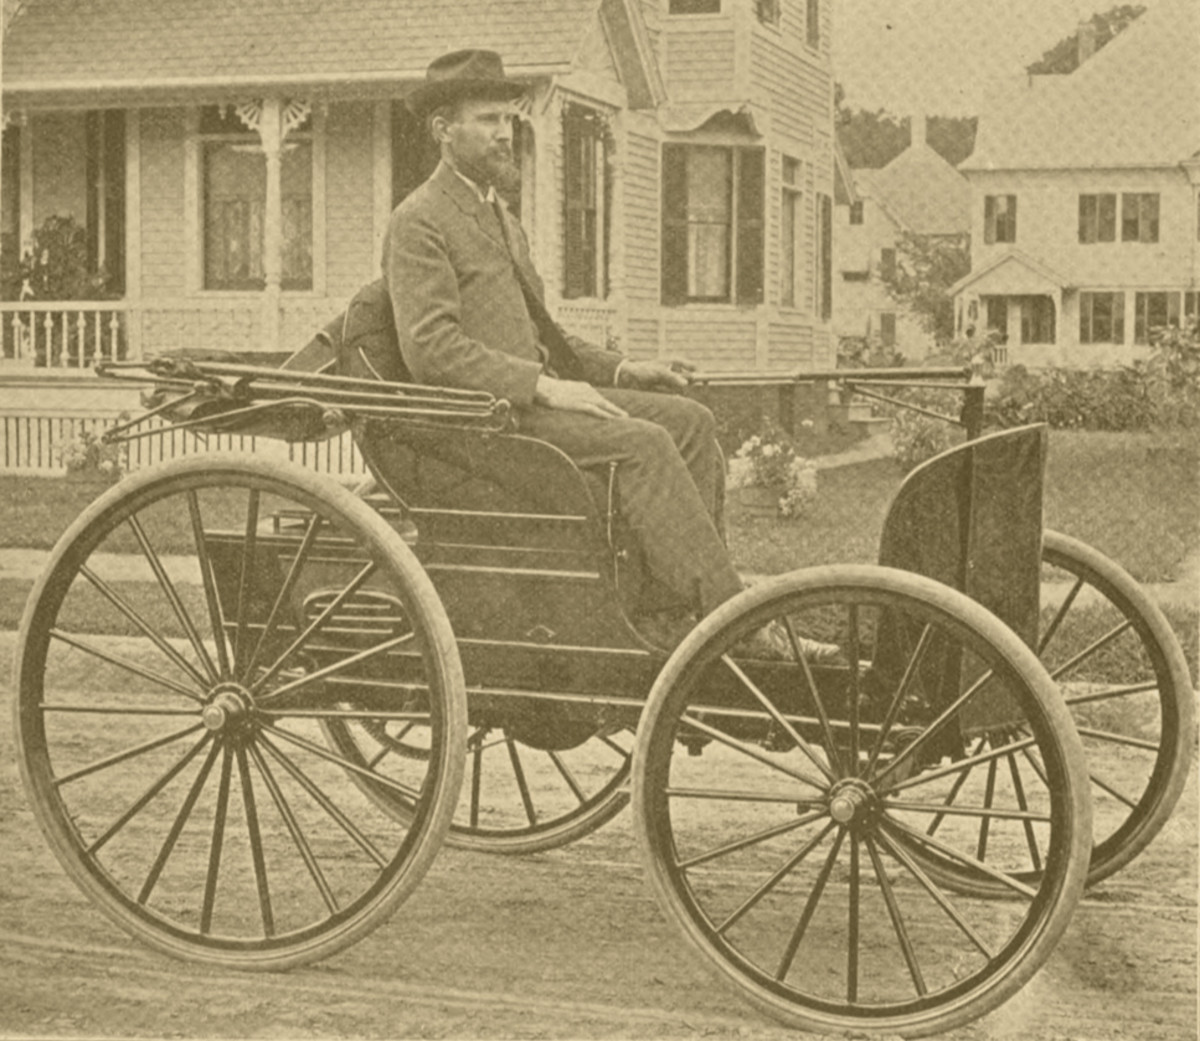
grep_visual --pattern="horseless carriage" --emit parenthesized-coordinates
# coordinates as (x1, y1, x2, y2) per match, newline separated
(13, 296, 1195, 1037)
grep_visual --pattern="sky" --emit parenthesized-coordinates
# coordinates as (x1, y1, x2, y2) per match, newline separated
(832, 0, 1162, 116)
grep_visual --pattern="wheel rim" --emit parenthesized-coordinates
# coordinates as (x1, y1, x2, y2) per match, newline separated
(322, 715, 631, 853)
(635, 569, 1089, 1034)
(15, 458, 464, 966)
(1039, 531, 1194, 885)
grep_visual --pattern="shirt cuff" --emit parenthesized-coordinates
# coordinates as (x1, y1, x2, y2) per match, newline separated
(613, 360, 628, 388)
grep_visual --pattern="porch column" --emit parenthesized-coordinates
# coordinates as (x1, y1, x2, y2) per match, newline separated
(259, 99, 284, 354)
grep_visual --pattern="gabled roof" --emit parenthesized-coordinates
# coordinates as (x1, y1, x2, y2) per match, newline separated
(853, 142, 970, 236)
(962, 0, 1199, 171)
(950, 249, 1072, 298)
(2, 0, 615, 101)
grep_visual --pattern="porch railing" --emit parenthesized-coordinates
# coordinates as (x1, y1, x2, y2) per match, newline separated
(2, 302, 128, 370)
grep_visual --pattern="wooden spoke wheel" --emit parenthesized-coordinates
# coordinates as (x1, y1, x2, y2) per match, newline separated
(1037, 531, 1194, 886)
(14, 455, 466, 969)
(633, 566, 1090, 1037)
(321, 713, 631, 854)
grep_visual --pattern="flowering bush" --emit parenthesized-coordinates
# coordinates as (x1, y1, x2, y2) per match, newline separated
(58, 418, 128, 482)
(727, 425, 819, 520)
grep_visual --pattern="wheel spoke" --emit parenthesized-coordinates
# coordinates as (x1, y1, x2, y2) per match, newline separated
(259, 734, 388, 867)
(54, 722, 206, 787)
(75, 567, 210, 690)
(884, 734, 1037, 795)
(250, 561, 378, 694)
(680, 810, 826, 870)
(598, 732, 632, 760)
(719, 655, 836, 783)
(1064, 680, 1158, 707)
(469, 739, 483, 829)
(873, 827, 993, 959)
(922, 736, 986, 837)
(138, 740, 223, 905)
(1088, 769, 1140, 810)
(847, 606, 862, 771)
(1047, 619, 1134, 681)
(1037, 576, 1084, 655)
(242, 514, 324, 679)
(87, 734, 213, 854)
(547, 750, 586, 804)
(880, 799, 1050, 823)
(667, 787, 819, 805)
(127, 514, 218, 683)
(234, 745, 275, 938)
(246, 742, 338, 914)
(866, 623, 935, 774)
(976, 757, 998, 861)
(233, 488, 261, 672)
(505, 737, 537, 826)
(780, 615, 845, 775)
(873, 666, 997, 788)
(256, 632, 414, 705)
(42, 703, 197, 716)
(1076, 726, 1159, 752)
(883, 817, 1038, 899)
(49, 629, 205, 703)
(716, 821, 837, 935)
(679, 713, 828, 791)
(1006, 751, 1043, 873)
(200, 745, 234, 934)
(188, 490, 232, 678)
(261, 721, 423, 801)
(776, 828, 846, 981)
(864, 835, 926, 996)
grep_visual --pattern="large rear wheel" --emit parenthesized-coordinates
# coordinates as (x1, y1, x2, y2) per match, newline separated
(14, 455, 466, 969)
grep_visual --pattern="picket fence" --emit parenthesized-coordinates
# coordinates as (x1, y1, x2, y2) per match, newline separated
(0, 411, 368, 479)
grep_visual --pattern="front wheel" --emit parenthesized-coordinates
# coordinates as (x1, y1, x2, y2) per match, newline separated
(633, 566, 1091, 1037)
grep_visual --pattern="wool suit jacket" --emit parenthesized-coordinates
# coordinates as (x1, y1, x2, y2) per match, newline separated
(383, 162, 620, 408)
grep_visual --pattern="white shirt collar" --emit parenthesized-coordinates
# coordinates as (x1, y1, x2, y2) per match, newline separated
(450, 165, 496, 204)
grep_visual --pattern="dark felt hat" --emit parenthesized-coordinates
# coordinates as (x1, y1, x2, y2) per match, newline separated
(406, 49, 526, 118)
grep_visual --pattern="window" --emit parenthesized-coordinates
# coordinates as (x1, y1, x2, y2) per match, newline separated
(848, 200, 864, 225)
(780, 157, 802, 308)
(1134, 291, 1181, 344)
(806, 0, 821, 48)
(985, 297, 1008, 341)
(879, 247, 896, 283)
(1186, 291, 1199, 324)
(816, 192, 833, 320)
(201, 105, 313, 291)
(879, 312, 896, 346)
(1121, 193, 1159, 242)
(669, 0, 719, 12)
(562, 105, 608, 299)
(662, 144, 764, 305)
(1078, 193, 1116, 244)
(984, 194, 1017, 244)
(1018, 296, 1055, 344)
(1079, 291, 1125, 344)
(756, 0, 780, 25)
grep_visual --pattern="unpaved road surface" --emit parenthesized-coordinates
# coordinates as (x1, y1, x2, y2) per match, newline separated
(1, 628, 1195, 1041)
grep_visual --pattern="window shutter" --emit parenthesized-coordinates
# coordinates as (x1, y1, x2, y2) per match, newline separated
(735, 148, 765, 305)
(984, 196, 996, 245)
(1008, 196, 1017, 241)
(880, 247, 896, 282)
(820, 193, 833, 320)
(662, 145, 689, 305)
(563, 109, 585, 299)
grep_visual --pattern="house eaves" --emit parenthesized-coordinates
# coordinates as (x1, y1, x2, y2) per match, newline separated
(2, 0, 599, 108)
(950, 249, 1073, 297)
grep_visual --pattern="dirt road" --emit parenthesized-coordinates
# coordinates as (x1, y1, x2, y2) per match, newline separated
(1, 627, 1196, 1041)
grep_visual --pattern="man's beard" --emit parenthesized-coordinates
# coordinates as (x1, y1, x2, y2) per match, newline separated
(459, 146, 520, 196)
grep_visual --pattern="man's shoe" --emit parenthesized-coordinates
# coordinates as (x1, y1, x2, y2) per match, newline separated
(733, 619, 841, 663)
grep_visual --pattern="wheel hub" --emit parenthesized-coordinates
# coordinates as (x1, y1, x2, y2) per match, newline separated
(827, 778, 876, 826)
(202, 686, 253, 733)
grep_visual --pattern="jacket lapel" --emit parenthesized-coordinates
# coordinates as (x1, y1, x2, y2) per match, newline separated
(433, 163, 509, 254)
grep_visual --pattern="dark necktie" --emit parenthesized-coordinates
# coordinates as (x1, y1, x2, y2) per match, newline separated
(490, 198, 583, 380)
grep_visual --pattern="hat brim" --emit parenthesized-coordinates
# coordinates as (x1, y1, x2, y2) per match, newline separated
(406, 78, 527, 118)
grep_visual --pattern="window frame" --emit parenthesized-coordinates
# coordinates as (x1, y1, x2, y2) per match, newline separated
(661, 143, 765, 307)
(983, 194, 1017, 245)
(1121, 192, 1160, 243)
(848, 200, 864, 225)
(561, 103, 609, 301)
(815, 191, 833, 321)
(668, 0, 721, 14)
(1134, 290, 1181, 344)
(197, 104, 316, 294)
(755, 0, 781, 27)
(1079, 291, 1126, 345)
(780, 156, 803, 310)
(806, 0, 821, 49)
(1078, 192, 1116, 244)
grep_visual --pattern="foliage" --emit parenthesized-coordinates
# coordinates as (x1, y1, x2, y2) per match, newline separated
(56, 417, 129, 482)
(1146, 318, 1200, 426)
(1026, 4, 1146, 74)
(837, 335, 905, 370)
(727, 422, 819, 520)
(878, 231, 971, 346)
(887, 387, 961, 473)
(834, 87, 977, 169)
(15, 215, 118, 302)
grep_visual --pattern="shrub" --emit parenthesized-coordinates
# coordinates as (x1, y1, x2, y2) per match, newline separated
(727, 422, 821, 520)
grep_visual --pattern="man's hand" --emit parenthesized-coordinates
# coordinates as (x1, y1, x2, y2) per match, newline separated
(616, 358, 695, 393)
(535, 375, 629, 419)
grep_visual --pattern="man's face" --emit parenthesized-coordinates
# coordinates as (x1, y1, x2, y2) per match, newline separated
(436, 98, 519, 191)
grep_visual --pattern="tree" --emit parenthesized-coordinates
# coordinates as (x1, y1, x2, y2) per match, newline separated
(879, 231, 971, 346)
(835, 86, 976, 168)
(1026, 4, 1146, 74)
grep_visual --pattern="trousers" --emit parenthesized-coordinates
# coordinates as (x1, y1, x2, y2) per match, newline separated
(514, 387, 744, 616)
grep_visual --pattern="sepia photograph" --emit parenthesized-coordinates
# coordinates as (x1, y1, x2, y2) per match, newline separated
(0, 0, 1196, 1037)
